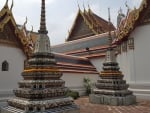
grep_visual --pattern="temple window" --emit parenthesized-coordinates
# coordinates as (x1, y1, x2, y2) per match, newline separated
(128, 37, 134, 49)
(122, 41, 127, 52)
(46, 44, 49, 51)
(29, 107, 33, 111)
(39, 84, 43, 89)
(33, 85, 36, 89)
(37, 107, 41, 111)
(2, 61, 9, 71)
(117, 45, 121, 54)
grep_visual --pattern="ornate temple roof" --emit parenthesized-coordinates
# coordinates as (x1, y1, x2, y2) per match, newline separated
(66, 8, 115, 41)
(0, 1, 33, 57)
(54, 52, 98, 74)
(115, 0, 150, 44)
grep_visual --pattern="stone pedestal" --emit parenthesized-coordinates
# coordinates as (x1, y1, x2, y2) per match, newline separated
(89, 94, 136, 106)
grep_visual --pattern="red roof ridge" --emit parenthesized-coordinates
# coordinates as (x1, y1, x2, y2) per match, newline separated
(59, 69, 98, 74)
(57, 62, 94, 68)
(53, 52, 88, 60)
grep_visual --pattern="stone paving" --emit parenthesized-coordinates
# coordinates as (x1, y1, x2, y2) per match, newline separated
(75, 97, 150, 113)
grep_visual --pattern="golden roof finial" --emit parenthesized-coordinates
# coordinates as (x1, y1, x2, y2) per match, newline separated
(134, 6, 137, 10)
(23, 17, 28, 28)
(10, 0, 14, 11)
(77, 1, 80, 10)
(125, 1, 130, 12)
(31, 25, 33, 32)
(83, 2, 86, 12)
(88, 4, 92, 13)
(88, 4, 90, 9)
(28, 25, 33, 37)
(5, 0, 9, 8)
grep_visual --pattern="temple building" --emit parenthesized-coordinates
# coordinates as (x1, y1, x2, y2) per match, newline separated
(115, 0, 150, 99)
(0, 0, 150, 107)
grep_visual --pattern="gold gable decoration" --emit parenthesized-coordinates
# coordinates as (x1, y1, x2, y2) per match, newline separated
(66, 8, 115, 41)
(0, 1, 33, 57)
(80, 10, 98, 34)
(116, 0, 147, 42)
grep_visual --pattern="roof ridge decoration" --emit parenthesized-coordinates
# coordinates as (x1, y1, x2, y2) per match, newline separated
(116, 0, 147, 43)
(87, 9, 102, 32)
(82, 9, 97, 34)
(77, 1, 80, 10)
(4, 0, 9, 8)
(10, 0, 14, 11)
(22, 16, 27, 29)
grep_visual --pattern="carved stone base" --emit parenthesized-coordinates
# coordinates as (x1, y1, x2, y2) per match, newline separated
(1, 104, 80, 113)
(89, 94, 136, 106)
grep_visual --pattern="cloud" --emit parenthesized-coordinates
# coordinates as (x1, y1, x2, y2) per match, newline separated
(67, 12, 76, 22)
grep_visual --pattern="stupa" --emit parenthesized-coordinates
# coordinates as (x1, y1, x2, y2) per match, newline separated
(89, 8, 136, 106)
(1, 0, 79, 112)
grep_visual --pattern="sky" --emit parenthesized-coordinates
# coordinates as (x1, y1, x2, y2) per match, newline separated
(0, 0, 142, 45)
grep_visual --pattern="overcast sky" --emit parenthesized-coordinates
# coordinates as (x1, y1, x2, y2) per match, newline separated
(0, 0, 142, 45)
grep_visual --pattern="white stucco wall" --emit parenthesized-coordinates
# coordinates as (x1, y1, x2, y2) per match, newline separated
(0, 45, 26, 93)
(117, 24, 150, 84)
(117, 24, 150, 99)
(117, 51, 132, 83)
(89, 57, 105, 72)
(62, 72, 99, 95)
(130, 25, 150, 83)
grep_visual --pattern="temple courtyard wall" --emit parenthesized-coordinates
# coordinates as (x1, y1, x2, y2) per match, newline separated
(0, 45, 26, 99)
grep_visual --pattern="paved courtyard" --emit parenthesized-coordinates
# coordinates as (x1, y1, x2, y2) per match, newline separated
(75, 97, 150, 113)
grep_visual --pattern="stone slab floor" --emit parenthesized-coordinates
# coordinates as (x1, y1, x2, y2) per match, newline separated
(75, 97, 150, 113)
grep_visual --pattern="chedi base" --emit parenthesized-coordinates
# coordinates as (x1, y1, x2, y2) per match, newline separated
(89, 94, 136, 106)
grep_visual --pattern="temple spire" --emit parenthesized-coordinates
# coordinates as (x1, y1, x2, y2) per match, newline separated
(38, 0, 48, 34)
(108, 8, 112, 47)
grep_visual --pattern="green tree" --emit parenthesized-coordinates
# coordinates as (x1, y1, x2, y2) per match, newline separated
(83, 77, 91, 95)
